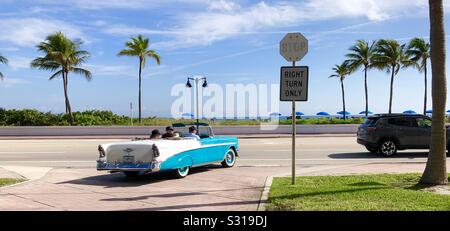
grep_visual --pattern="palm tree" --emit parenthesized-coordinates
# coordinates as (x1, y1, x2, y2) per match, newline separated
(372, 39, 412, 114)
(329, 62, 350, 120)
(31, 32, 91, 124)
(421, 0, 448, 185)
(118, 35, 161, 124)
(407, 38, 430, 115)
(345, 40, 376, 117)
(0, 54, 7, 80)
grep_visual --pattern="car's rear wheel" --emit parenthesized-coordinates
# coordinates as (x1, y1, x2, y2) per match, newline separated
(379, 140, 397, 157)
(221, 149, 236, 167)
(123, 171, 140, 177)
(174, 166, 190, 178)
(366, 146, 379, 154)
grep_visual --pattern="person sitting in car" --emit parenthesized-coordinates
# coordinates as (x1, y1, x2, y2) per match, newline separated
(162, 126, 175, 138)
(150, 129, 161, 139)
(184, 126, 200, 139)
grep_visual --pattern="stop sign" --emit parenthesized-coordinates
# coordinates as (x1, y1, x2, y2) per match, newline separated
(280, 33, 308, 62)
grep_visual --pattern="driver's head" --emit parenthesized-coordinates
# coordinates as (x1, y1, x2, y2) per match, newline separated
(188, 126, 197, 134)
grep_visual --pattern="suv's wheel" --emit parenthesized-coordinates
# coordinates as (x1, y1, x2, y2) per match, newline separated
(366, 146, 379, 154)
(379, 140, 397, 157)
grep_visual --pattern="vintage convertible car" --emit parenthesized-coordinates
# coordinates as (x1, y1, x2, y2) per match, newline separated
(96, 123, 238, 178)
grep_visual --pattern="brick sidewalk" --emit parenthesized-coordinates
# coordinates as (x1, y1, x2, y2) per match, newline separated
(0, 165, 287, 211)
(1, 162, 448, 211)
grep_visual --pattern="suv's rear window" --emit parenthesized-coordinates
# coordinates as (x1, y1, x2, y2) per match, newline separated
(363, 117, 379, 126)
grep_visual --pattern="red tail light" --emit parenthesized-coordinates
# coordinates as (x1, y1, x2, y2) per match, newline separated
(367, 127, 377, 132)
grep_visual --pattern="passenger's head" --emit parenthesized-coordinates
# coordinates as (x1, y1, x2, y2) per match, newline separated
(150, 129, 161, 139)
(189, 126, 197, 134)
(165, 126, 174, 134)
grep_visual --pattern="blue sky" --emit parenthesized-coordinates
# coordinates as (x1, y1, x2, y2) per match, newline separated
(0, 0, 450, 117)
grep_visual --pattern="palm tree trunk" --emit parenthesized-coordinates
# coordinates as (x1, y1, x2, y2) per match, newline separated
(423, 63, 428, 115)
(63, 71, 74, 124)
(388, 67, 395, 114)
(341, 79, 346, 120)
(421, 0, 448, 185)
(62, 74, 69, 114)
(364, 67, 368, 117)
(138, 59, 143, 124)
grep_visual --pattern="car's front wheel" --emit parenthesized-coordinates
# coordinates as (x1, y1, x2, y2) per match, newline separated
(379, 140, 397, 157)
(174, 166, 190, 178)
(221, 149, 237, 167)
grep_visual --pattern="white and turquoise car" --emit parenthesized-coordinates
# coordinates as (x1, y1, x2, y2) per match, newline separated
(96, 123, 238, 178)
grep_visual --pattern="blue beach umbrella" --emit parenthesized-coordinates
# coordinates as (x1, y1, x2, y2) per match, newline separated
(182, 113, 194, 118)
(359, 111, 374, 115)
(295, 112, 304, 116)
(403, 110, 417, 114)
(337, 111, 351, 115)
(269, 112, 282, 117)
(316, 112, 330, 116)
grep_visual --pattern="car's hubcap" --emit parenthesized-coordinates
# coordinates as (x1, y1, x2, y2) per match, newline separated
(226, 150, 235, 165)
(178, 167, 189, 176)
(381, 141, 395, 155)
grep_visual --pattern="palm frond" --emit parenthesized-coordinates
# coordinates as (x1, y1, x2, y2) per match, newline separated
(146, 50, 161, 65)
(32, 31, 92, 81)
(71, 67, 92, 81)
(49, 69, 64, 80)
(0, 54, 8, 64)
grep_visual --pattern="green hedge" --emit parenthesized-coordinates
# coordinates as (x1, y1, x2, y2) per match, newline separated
(0, 109, 130, 126)
(0, 108, 367, 126)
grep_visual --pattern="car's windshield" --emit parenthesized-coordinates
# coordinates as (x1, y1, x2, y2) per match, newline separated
(172, 126, 213, 138)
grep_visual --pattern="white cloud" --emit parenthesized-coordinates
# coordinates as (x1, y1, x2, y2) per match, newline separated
(100, 0, 437, 49)
(7, 56, 33, 70)
(37, 0, 206, 10)
(0, 18, 87, 47)
(0, 78, 31, 88)
(84, 64, 136, 77)
(208, 0, 239, 12)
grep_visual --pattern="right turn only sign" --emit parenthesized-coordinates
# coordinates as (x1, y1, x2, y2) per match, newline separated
(280, 66, 309, 101)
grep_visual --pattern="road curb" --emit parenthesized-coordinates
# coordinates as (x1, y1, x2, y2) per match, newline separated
(257, 175, 273, 211)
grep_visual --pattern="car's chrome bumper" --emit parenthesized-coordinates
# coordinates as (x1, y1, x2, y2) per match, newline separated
(96, 160, 161, 172)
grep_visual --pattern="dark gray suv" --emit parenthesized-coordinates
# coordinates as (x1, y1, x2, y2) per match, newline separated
(357, 114, 450, 156)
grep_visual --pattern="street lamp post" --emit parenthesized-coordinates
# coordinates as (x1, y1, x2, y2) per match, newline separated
(185, 76, 207, 130)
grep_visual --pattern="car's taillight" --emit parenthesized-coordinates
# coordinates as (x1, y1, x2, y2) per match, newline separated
(367, 127, 377, 132)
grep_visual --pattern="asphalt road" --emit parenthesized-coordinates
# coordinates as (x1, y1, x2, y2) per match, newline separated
(0, 136, 434, 168)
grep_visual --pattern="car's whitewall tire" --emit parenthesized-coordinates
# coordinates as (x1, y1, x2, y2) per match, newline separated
(221, 149, 236, 167)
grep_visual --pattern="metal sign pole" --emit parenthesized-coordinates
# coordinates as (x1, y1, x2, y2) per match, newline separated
(292, 61, 296, 185)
